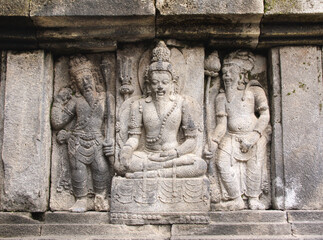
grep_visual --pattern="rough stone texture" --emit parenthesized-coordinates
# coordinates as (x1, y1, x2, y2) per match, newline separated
(45, 212, 110, 224)
(30, 0, 155, 45)
(259, 1, 323, 48)
(156, 0, 263, 48)
(264, 0, 323, 15)
(210, 211, 287, 223)
(268, 48, 285, 210)
(41, 224, 170, 238)
(269, 47, 323, 210)
(0, 224, 41, 238)
(172, 223, 291, 236)
(0, 51, 53, 211)
(0, 52, 6, 211)
(0, 0, 29, 16)
(288, 210, 323, 222)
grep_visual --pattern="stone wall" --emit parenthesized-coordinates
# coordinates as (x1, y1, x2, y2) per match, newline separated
(0, 0, 322, 239)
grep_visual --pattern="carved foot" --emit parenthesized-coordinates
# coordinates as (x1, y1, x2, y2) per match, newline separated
(248, 197, 265, 210)
(69, 198, 87, 212)
(94, 194, 109, 212)
(214, 196, 245, 211)
(125, 171, 158, 179)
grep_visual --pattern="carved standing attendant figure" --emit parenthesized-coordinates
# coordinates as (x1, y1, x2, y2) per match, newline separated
(206, 51, 270, 210)
(51, 55, 114, 212)
(117, 41, 207, 179)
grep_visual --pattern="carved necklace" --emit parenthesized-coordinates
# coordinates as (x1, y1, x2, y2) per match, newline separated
(146, 101, 177, 143)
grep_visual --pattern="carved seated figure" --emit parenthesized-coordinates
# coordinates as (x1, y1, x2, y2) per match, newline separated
(118, 41, 207, 179)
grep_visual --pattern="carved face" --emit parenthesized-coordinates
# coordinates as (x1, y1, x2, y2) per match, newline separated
(222, 64, 241, 90)
(149, 71, 173, 99)
(74, 70, 95, 94)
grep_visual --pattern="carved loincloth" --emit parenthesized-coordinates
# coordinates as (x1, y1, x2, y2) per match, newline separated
(67, 131, 104, 164)
(218, 131, 256, 161)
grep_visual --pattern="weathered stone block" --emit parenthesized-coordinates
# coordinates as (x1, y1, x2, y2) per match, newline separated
(0, 212, 39, 224)
(0, 0, 29, 16)
(259, 1, 323, 48)
(44, 212, 110, 224)
(210, 211, 287, 223)
(171, 222, 291, 236)
(156, 0, 263, 48)
(269, 47, 323, 210)
(288, 210, 323, 222)
(0, 224, 41, 238)
(41, 224, 170, 238)
(111, 177, 210, 225)
(264, 0, 323, 15)
(0, 51, 53, 211)
(29, 0, 156, 45)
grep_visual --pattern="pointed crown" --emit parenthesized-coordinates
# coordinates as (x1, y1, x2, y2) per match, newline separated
(69, 54, 94, 78)
(147, 41, 174, 78)
(223, 50, 255, 73)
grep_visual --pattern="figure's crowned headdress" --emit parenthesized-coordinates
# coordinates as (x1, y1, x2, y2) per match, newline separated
(69, 54, 94, 78)
(146, 41, 175, 79)
(223, 50, 255, 74)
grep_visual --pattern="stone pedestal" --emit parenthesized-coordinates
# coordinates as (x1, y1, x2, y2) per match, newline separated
(111, 176, 210, 225)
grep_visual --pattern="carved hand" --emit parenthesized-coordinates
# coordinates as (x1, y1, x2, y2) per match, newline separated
(56, 87, 72, 104)
(120, 145, 133, 170)
(203, 142, 218, 160)
(102, 140, 114, 157)
(239, 132, 260, 153)
(159, 149, 178, 161)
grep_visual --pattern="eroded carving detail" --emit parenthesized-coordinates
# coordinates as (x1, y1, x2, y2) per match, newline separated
(205, 50, 271, 211)
(51, 55, 114, 212)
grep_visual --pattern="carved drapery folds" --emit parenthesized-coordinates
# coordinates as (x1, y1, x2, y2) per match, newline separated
(49, 41, 271, 221)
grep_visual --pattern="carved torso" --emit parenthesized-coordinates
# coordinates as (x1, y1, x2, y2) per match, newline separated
(142, 97, 182, 151)
(73, 92, 106, 134)
(226, 89, 258, 133)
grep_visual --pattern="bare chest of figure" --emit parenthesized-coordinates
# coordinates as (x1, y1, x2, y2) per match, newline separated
(226, 90, 258, 132)
(142, 100, 182, 150)
(75, 96, 105, 132)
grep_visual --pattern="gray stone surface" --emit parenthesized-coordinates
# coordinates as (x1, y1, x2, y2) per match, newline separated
(44, 212, 110, 224)
(288, 210, 323, 222)
(264, 0, 323, 15)
(269, 47, 323, 210)
(0, 224, 41, 238)
(172, 223, 291, 236)
(268, 48, 285, 210)
(210, 211, 287, 223)
(279, 47, 323, 210)
(41, 224, 170, 238)
(157, 0, 263, 15)
(0, 0, 29, 16)
(156, 0, 263, 48)
(30, 0, 155, 17)
(259, 1, 323, 48)
(30, 0, 155, 44)
(0, 51, 53, 211)
(0, 212, 39, 224)
(0, 52, 6, 211)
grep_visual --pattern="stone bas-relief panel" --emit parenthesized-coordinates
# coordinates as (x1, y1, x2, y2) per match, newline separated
(204, 50, 271, 211)
(50, 53, 115, 212)
(48, 40, 271, 220)
(111, 41, 209, 225)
